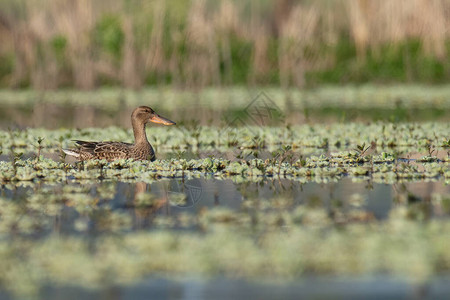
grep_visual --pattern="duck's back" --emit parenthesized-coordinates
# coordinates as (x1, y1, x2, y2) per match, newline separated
(72, 140, 155, 161)
(74, 140, 132, 161)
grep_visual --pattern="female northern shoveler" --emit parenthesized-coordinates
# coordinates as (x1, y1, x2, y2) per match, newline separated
(63, 106, 175, 161)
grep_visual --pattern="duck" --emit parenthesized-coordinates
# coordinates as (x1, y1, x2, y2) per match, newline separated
(62, 106, 176, 161)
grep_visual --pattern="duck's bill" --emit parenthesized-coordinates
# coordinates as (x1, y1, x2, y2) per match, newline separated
(150, 114, 176, 125)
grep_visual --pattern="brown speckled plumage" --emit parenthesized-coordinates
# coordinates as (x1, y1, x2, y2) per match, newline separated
(63, 106, 175, 161)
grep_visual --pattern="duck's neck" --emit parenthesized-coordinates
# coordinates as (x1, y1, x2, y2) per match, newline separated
(132, 119, 149, 145)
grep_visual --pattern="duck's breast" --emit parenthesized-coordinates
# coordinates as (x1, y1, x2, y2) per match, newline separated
(131, 142, 155, 161)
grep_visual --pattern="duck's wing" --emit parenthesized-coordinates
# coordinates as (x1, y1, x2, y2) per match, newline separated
(74, 140, 133, 160)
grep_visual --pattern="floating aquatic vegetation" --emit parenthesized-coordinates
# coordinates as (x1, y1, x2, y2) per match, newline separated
(0, 152, 447, 185)
(0, 123, 448, 155)
(0, 171, 447, 298)
(0, 120, 448, 298)
(2, 213, 450, 298)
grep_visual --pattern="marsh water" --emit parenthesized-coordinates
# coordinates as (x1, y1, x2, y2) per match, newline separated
(0, 101, 449, 299)
(0, 144, 449, 299)
(5, 277, 450, 300)
(1, 174, 449, 299)
(3, 178, 448, 233)
(2, 148, 448, 235)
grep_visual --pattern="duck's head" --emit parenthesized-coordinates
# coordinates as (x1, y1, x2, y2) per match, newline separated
(132, 106, 176, 126)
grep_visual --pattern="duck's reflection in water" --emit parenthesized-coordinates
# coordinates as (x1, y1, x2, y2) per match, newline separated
(132, 181, 166, 230)
(130, 179, 204, 229)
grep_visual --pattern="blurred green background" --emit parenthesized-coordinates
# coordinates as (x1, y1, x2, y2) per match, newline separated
(0, 2, 450, 299)
(1, 0, 450, 90)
